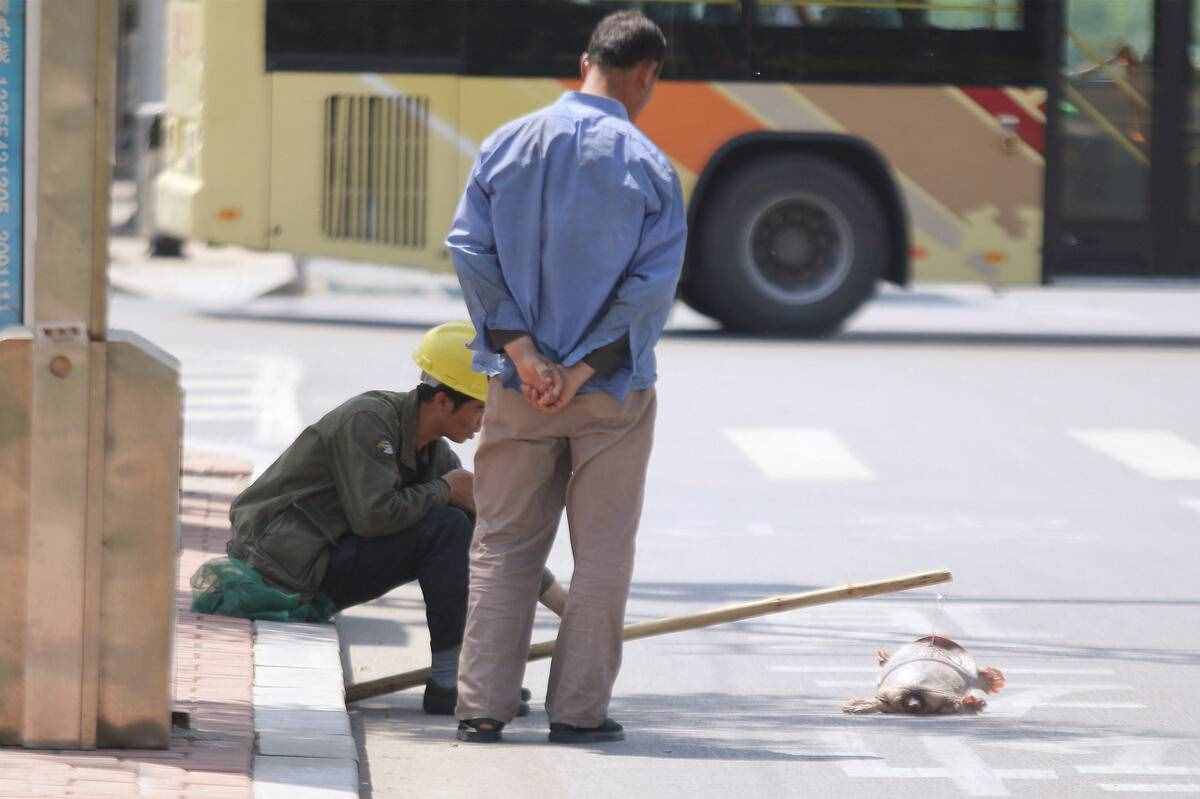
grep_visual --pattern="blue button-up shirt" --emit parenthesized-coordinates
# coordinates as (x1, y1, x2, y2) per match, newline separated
(448, 91, 686, 401)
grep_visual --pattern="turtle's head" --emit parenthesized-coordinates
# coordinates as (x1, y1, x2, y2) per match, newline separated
(879, 686, 956, 715)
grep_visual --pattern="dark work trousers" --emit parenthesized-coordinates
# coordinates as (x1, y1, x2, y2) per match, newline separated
(320, 504, 473, 654)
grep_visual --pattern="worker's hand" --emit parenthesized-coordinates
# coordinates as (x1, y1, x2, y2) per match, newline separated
(505, 336, 564, 407)
(441, 468, 475, 514)
(537, 362, 594, 414)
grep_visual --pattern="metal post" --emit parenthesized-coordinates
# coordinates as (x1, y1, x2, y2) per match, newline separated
(0, 0, 182, 750)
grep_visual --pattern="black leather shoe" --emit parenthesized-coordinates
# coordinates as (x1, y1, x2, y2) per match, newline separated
(457, 717, 504, 743)
(548, 718, 625, 743)
(422, 680, 531, 716)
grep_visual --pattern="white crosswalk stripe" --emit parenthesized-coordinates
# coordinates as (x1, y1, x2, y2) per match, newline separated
(180, 354, 304, 449)
(1070, 428, 1200, 480)
(1098, 785, 1200, 793)
(723, 428, 875, 480)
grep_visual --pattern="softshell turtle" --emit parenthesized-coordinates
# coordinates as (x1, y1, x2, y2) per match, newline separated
(842, 635, 1006, 715)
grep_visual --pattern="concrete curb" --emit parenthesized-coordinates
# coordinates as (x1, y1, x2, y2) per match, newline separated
(251, 621, 359, 799)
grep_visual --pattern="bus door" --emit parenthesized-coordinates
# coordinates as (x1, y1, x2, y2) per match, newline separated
(1046, 0, 1200, 278)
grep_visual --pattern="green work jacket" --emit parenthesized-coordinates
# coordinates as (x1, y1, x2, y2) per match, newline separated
(227, 390, 460, 597)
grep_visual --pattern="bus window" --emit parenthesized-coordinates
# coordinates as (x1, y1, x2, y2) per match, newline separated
(750, 1, 1042, 85)
(463, 1, 748, 80)
(754, 2, 1020, 31)
(1059, 0, 1153, 223)
(266, 0, 465, 73)
(1191, 0, 1200, 224)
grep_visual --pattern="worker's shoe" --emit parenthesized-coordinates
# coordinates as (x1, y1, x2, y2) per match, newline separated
(456, 718, 504, 743)
(422, 680, 531, 717)
(548, 718, 625, 744)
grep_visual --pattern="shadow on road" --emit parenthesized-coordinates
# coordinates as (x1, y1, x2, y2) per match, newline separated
(350, 691, 1190, 763)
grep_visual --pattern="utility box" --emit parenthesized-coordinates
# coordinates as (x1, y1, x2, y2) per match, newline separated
(0, 0, 182, 750)
(0, 328, 182, 749)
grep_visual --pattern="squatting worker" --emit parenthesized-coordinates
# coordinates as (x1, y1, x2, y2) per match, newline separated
(226, 322, 564, 715)
(448, 11, 686, 744)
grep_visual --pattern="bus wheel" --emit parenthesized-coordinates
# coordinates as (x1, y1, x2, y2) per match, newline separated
(689, 154, 888, 335)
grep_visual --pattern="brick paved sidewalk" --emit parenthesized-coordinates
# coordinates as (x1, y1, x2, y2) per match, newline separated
(0, 454, 257, 799)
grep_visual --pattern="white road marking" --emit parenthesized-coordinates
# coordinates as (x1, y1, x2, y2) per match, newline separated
(842, 736, 1056, 796)
(987, 683, 1131, 691)
(773, 665, 1114, 676)
(1039, 702, 1147, 709)
(936, 603, 1062, 641)
(816, 679, 879, 688)
(1098, 785, 1200, 794)
(181, 354, 304, 448)
(1082, 767, 1200, 776)
(990, 685, 1135, 718)
(982, 741, 1102, 756)
(183, 410, 263, 422)
(817, 681, 1131, 691)
(655, 521, 775, 538)
(983, 738, 1182, 760)
(1070, 429, 1200, 480)
(723, 428, 875, 480)
(1181, 498, 1200, 513)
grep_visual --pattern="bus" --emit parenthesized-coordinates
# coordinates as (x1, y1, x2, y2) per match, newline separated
(155, 1, 1200, 334)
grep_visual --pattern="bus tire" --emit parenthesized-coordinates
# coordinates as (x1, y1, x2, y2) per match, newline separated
(688, 154, 889, 335)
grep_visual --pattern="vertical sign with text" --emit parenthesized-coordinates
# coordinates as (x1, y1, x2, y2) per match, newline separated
(0, 0, 22, 328)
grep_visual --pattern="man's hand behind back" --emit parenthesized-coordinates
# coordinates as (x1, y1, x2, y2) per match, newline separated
(504, 336, 564, 407)
(537, 361, 595, 414)
(442, 469, 476, 514)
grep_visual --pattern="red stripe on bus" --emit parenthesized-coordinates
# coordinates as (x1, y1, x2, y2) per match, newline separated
(960, 87, 1045, 154)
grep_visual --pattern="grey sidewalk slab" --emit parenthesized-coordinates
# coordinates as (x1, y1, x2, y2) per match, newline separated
(254, 684, 345, 711)
(254, 641, 344, 670)
(257, 731, 359, 760)
(254, 665, 345, 690)
(253, 755, 358, 799)
(255, 621, 341, 645)
(252, 621, 359, 796)
(255, 707, 352, 736)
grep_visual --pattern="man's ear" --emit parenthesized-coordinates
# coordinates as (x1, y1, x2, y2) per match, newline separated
(639, 60, 661, 89)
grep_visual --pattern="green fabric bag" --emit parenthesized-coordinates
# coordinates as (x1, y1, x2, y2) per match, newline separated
(190, 557, 337, 623)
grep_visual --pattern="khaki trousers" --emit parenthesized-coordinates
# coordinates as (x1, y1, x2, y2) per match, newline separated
(455, 380, 657, 726)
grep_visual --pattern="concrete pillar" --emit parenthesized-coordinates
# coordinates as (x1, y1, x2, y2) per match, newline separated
(0, 0, 182, 750)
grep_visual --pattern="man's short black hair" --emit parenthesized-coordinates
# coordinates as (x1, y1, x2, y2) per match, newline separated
(416, 381, 475, 410)
(586, 11, 667, 71)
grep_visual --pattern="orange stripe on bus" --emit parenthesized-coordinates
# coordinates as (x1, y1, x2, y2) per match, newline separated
(560, 79, 765, 174)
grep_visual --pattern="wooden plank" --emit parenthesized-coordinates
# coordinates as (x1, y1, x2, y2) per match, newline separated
(0, 335, 32, 745)
(96, 334, 182, 748)
(24, 335, 91, 746)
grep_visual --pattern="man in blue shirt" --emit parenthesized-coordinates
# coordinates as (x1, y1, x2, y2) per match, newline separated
(448, 11, 686, 744)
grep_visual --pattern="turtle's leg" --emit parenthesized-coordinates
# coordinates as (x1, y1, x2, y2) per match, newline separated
(957, 694, 987, 714)
(977, 667, 1006, 693)
(875, 648, 891, 666)
(842, 697, 885, 715)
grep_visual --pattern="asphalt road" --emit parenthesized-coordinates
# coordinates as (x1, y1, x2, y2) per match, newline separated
(111, 287, 1200, 798)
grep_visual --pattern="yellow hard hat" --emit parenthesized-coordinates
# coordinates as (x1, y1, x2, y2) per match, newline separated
(412, 321, 488, 403)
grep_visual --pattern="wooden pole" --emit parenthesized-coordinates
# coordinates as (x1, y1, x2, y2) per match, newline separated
(344, 568, 951, 704)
